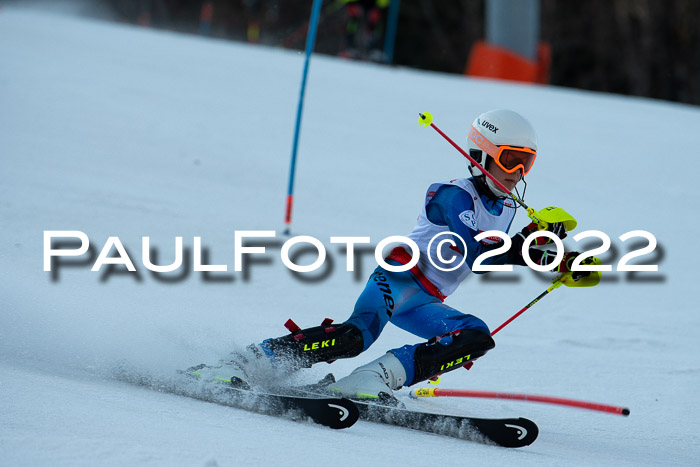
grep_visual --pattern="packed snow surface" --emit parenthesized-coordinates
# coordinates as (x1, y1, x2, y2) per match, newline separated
(1, 5, 699, 466)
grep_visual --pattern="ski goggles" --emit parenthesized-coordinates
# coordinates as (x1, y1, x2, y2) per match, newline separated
(468, 125, 537, 175)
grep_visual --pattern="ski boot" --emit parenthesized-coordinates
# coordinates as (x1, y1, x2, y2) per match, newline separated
(328, 352, 406, 406)
(330, 329, 496, 404)
(187, 319, 365, 390)
(184, 343, 270, 390)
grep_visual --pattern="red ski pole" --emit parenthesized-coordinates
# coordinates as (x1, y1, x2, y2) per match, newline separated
(458, 278, 563, 372)
(410, 387, 630, 416)
(490, 277, 564, 336)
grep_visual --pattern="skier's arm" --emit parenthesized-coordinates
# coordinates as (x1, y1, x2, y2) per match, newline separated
(426, 186, 571, 272)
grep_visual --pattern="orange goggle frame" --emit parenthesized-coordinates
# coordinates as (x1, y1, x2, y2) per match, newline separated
(468, 125, 537, 175)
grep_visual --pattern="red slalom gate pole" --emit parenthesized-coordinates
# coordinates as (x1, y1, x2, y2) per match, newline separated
(411, 388, 630, 416)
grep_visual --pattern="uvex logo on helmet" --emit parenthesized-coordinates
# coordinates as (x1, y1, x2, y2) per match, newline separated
(478, 119, 499, 134)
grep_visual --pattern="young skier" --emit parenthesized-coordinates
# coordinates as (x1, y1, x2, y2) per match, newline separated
(199, 109, 580, 402)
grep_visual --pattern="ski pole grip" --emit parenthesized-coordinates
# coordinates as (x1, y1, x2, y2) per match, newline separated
(526, 207, 546, 229)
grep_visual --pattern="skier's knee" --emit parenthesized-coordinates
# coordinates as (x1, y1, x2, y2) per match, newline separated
(344, 311, 384, 351)
(450, 314, 491, 336)
(410, 329, 495, 385)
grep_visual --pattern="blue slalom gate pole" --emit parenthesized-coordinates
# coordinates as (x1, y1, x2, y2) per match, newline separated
(384, 0, 400, 64)
(284, 0, 324, 235)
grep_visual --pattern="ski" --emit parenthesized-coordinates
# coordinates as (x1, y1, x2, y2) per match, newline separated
(282, 375, 538, 447)
(113, 366, 359, 430)
(217, 387, 359, 430)
(283, 381, 538, 447)
(353, 400, 538, 448)
(116, 365, 534, 441)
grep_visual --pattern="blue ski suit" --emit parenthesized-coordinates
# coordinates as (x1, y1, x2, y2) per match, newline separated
(344, 177, 517, 385)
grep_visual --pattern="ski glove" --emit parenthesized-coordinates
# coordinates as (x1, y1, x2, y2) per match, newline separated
(523, 250, 578, 272)
(509, 246, 599, 282)
(554, 251, 579, 273)
(555, 252, 602, 281)
(515, 222, 567, 247)
(546, 222, 567, 240)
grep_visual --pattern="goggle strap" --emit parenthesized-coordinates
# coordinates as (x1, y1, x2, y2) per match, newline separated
(468, 125, 500, 158)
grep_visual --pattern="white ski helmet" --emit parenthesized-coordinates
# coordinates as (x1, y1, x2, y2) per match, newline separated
(466, 109, 537, 197)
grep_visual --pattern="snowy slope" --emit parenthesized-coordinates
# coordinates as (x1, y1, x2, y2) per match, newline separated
(1, 7, 699, 466)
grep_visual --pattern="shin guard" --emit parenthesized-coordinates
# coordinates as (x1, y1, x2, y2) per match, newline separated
(411, 329, 495, 385)
(262, 320, 364, 369)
